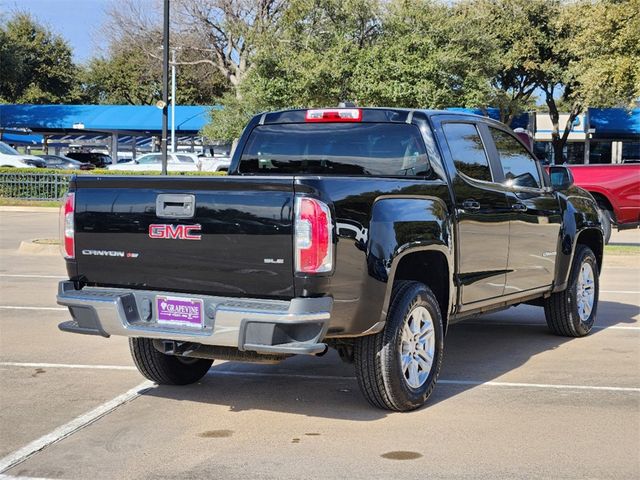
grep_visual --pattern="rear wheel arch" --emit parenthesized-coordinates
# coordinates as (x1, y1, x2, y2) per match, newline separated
(575, 228, 603, 273)
(588, 191, 616, 220)
(388, 249, 452, 333)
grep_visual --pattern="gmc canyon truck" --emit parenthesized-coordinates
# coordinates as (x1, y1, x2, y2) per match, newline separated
(57, 108, 604, 411)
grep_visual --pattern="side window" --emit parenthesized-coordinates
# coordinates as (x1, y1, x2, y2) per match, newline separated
(137, 154, 161, 164)
(176, 155, 195, 163)
(442, 123, 492, 182)
(490, 128, 542, 189)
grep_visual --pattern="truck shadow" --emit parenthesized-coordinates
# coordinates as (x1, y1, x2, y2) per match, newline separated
(144, 300, 637, 419)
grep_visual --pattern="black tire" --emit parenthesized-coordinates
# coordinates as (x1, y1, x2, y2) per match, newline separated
(544, 245, 599, 337)
(598, 208, 612, 245)
(129, 338, 213, 385)
(354, 281, 444, 411)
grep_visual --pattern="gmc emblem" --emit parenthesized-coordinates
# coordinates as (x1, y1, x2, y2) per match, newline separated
(149, 224, 202, 240)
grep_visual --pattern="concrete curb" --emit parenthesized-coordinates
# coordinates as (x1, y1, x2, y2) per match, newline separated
(0, 206, 59, 213)
(18, 240, 60, 256)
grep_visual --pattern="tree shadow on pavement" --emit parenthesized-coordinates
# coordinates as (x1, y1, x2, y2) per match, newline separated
(143, 300, 638, 419)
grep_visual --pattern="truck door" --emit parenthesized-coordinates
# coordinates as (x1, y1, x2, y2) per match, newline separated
(434, 119, 511, 305)
(486, 126, 562, 292)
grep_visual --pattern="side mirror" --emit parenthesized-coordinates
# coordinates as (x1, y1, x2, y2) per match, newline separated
(548, 165, 574, 190)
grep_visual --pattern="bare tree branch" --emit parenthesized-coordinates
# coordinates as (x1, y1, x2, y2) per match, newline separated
(104, 0, 285, 97)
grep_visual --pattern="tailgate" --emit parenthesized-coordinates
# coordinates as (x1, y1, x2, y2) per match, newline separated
(72, 176, 294, 298)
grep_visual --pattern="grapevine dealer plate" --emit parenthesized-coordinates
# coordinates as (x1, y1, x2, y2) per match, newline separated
(156, 295, 204, 328)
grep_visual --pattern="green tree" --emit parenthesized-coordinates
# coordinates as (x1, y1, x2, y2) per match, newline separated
(0, 13, 79, 103)
(250, 0, 382, 108)
(202, 91, 260, 142)
(82, 34, 229, 105)
(466, 0, 552, 126)
(352, 0, 495, 109)
(203, 0, 382, 141)
(565, 0, 640, 108)
(537, 0, 639, 164)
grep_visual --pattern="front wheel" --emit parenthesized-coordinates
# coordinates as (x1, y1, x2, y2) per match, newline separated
(129, 338, 213, 385)
(544, 245, 599, 337)
(354, 281, 444, 411)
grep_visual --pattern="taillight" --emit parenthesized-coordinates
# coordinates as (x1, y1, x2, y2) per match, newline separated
(59, 192, 75, 259)
(295, 197, 333, 273)
(305, 108, 362, 122)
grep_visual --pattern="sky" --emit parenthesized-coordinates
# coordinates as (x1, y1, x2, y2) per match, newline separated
(0, 0, 113, 63)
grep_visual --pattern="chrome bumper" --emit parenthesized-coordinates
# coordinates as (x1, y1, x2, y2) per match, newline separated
(56, 281, 332, 355)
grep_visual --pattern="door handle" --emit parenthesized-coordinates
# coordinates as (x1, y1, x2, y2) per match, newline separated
(511, 202, 528, 212)
(156, 194, 196, 218)
(462, 199, 481, 211)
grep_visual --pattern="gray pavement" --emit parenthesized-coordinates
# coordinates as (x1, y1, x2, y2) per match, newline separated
(0, 210, 639, 479)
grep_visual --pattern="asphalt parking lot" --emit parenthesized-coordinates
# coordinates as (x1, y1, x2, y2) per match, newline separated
(1, 208, 638, 480)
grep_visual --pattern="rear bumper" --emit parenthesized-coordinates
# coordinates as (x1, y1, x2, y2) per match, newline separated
(56, 281, 332, 355)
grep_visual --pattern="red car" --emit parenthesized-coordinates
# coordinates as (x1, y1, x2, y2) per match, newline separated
(566, 164, 640, 242)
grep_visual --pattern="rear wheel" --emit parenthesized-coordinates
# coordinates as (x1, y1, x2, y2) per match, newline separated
(597, 208, 613, 245)
(129, 338, 213, 385)
(544, 245, 599, 337)
(354, 281, 444, 411)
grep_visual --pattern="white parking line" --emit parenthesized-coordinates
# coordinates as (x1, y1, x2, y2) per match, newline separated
(600, 290, 640, 294)
(0, 306, 66, 311)
(2, 362, 638, 393)
(0, 274, 65, 279)
(437, 379, 640, 392)
(0, 380, 154, 473)
(208, 370, 640, 392)
(0, 475, 64, 480)
(0, 362, 136, 371)
(461, 322, 640, 331)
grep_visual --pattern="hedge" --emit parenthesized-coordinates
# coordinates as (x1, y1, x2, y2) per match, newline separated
(0, 168, 227, 200)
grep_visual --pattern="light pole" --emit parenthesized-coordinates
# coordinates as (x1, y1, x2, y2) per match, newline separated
(160, 0, 170, 175)
(171, 48, 176, 153)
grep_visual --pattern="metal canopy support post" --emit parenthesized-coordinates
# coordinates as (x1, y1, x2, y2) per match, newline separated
(132, 136, 137, 160)
(584, 110, 590, 165)
(160, 0, 170, 175)
(171, 48, 176, 153)
(111, 133, 119, 164)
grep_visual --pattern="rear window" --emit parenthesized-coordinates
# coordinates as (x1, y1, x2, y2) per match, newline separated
(239, 123, 430, 176)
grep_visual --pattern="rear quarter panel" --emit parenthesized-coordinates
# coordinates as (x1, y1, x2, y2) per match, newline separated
(294, 177, 454, 337)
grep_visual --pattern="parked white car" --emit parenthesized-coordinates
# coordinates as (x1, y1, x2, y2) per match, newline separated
(107, 153, 199, 172)
(0, 141, 46, 168)
(106, 153, 229, 173)
(198, 156, 231, 172)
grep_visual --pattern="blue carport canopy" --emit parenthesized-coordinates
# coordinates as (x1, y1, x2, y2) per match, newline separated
(0, 104, 219, 135)
(589, 108, 640, 139)
(0, 131, 43, 146)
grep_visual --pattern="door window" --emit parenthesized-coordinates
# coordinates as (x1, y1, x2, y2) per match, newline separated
(176, 155, 195, 163)
(137, 154, 161, 164)
(490, 128, 542, 189)
(442, 123, 492, 182)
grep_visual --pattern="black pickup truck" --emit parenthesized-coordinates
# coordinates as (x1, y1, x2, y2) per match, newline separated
(57, 108, 603, 411)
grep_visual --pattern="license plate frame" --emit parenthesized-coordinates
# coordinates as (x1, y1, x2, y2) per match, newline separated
(155, 295, 204, 328)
